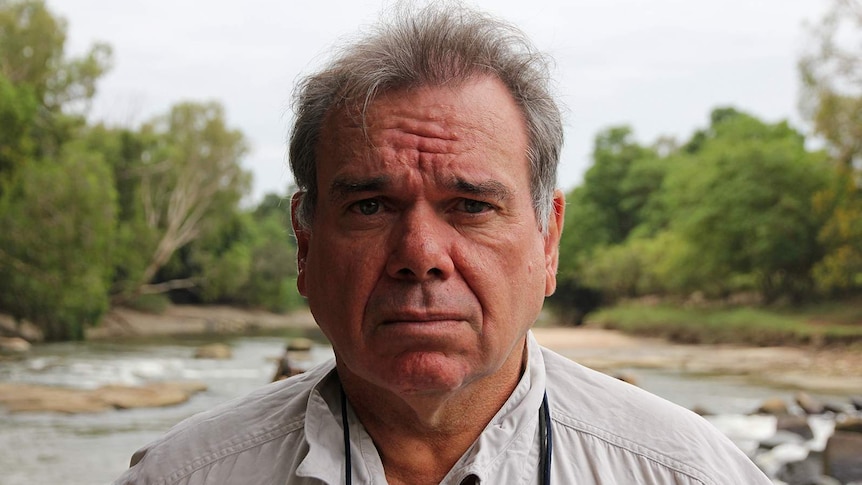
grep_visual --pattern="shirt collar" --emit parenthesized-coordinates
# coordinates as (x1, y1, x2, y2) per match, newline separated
(295, 363, 346, 484)
(296, 331, 547, 484)
(444, 331, 547, 483)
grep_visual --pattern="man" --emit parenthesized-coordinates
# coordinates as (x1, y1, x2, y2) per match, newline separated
(115, 4, 771, 484)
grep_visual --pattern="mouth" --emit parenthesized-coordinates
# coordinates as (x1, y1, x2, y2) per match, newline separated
(372, 318, 470, 348)
(374, 312, 473, 340)
(379, 311, 468, 326)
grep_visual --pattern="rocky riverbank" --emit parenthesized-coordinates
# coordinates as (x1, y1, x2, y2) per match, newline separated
(87, 305, 319, 339)
(3, 306, 860, 397)
(531, 327, 862, 396)
(4, 306, 860, 396)
(704, 393, 862, 485)
(90, 307, 862, 396)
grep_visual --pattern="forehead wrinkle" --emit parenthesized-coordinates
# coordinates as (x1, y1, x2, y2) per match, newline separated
(367, 97, 489, 152)
(383, 129, 462, 155)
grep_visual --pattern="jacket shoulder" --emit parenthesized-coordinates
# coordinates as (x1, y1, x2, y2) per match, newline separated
(114, 361, 334, 485)
(541, 347, 770, 484)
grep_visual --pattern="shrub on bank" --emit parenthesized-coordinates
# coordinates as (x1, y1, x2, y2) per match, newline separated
(587, 303, 862, 347)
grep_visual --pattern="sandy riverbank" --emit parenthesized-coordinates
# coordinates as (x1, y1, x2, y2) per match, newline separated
(86, 305, 319, 339)
(85, 305, 862, 395)
(531, 327, 862, 395)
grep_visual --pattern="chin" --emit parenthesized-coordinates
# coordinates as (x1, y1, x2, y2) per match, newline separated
(377, 352, 478, 395)
(382, 350, 511, 397)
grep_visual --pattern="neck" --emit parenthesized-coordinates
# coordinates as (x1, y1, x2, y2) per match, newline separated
(338, 339, 527, 484)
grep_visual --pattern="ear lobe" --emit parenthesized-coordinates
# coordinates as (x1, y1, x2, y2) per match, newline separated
(543, 189, 565, 297)
(290, 192, 310, 297)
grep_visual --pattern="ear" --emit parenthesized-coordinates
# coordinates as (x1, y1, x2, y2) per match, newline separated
(290, 192, 310, 297)
(543, 189, 565, 297)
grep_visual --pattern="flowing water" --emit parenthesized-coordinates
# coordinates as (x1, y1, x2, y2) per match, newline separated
(0, 336, 333, 485)
(0, 336, 852, 485)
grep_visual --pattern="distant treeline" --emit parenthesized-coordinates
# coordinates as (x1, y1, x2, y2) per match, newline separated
(1, 1, 860, 340)
(550, 0, 862, 320)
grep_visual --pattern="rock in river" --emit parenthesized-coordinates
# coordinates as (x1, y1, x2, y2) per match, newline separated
(0, 381, 207, 413)
(194, 343, 232, 359)
(0, 337, 31, 353)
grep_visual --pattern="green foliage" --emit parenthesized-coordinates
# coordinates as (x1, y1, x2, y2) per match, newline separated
(0, 0, 305, 341)
(183, 212, 256, 303)
(5, 0, 857, 343)
(0, 141, 117, 340)
(237, 205, 302, 313)
(125, 293, 170, 315)
(800, 1, 862, 295)
(0, 0, 67, 99)
(662, 109, 829, 301)
(589, 302, 862, 347)
(0, 0, 112, 161)
(0, 72, 37, 179)
(579, 231, 700, 299)
(0, 0, 117, 340)
(812, 169, 862, 292)
(558, 126, 667, 273)
(799, 0, 862, 169)
(555, 127, 673, 320)
(0, 0, 112, 109)
(150, 193, 303, 313)
(558, 108, 833, 309)
(579, 239, 648, 299)
(122, 101, 251, 297)
(81, 125, 159, 296)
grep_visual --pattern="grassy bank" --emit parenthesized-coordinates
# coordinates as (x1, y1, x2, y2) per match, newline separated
(586, 301, 862, 348)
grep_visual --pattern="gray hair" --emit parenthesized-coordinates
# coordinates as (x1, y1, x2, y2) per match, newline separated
(289, 2, 563, 232)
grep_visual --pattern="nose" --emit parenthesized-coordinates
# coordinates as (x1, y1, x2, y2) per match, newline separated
(385, 207, 454, 281)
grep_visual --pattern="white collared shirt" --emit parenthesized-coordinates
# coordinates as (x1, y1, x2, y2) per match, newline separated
(115, 332, 771, 484)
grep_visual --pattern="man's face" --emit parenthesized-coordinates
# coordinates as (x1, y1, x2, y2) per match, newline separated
(293, 76, 563, 397)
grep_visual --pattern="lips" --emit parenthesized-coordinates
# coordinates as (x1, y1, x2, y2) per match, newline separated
(379, 312, 468, 325)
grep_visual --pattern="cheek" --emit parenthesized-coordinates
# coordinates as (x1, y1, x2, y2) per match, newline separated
(461, 236, 546, 309)
(305, 237, 385, 322)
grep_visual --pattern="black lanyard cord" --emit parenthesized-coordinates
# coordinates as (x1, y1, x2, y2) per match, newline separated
(340, 388, 552, 485)
(340, 385, 352, 485)
(539, 391, 552, 485)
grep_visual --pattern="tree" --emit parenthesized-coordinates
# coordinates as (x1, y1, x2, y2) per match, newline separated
(82, 125, 158, 297)
(239, 194, 303, 312)
(812, 169, 862, 292)
(558, 126, 666, 271)
(0, 0, 111, 162)
(0, 72, 37, 180)
(144, 192, 303, 313)
(0, 0, 116, 340)
(661, 109, 829, 301)
(800, 0, 862, 294)
(799, 0, 862, 169)
(554, 127, 668, 321)
(119, 102, 251, 299)
(0, 142, 116, 340)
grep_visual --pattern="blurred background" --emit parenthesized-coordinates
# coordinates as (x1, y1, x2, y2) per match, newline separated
(0, 1, 860, 484)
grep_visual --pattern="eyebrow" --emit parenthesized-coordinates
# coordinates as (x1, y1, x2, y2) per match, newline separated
(329, 176, 390, 203)
(450, 178, 513, 202)
(327, 175, 513, 203)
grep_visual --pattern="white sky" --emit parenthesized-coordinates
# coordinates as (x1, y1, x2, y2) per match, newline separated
(47, 0, 831, 202)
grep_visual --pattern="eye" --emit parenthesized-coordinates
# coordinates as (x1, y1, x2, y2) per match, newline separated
(350, 199, 381, 216)
(457, 199, 494, 214)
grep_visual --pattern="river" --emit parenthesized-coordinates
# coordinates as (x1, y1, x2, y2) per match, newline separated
(0, 336, 852, 485)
